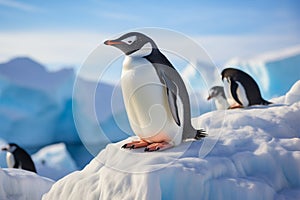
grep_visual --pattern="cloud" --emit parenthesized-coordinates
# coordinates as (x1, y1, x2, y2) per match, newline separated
(0, 0, 40, 12)
(0, 30, 299, 74)
(0, 31, 109, 69)
(194, 34, 300, 65)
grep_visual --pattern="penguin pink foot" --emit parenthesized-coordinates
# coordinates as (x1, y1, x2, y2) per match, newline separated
(144, 142, 173, 152)
(121, 140, 150, 149)
(229, 104, 244, 109)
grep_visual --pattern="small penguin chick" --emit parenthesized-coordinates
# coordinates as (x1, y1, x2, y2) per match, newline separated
(207, 86, 230, 110)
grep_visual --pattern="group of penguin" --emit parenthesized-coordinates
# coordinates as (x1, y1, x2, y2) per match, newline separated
(104, 32, 271, 152)
(0, 31, 272, 174)
(207, 68, 271, 110)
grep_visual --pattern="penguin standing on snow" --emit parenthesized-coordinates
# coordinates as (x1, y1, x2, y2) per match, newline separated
(104, 32, 206, 152)
(207, 86, 229, 110)
(1, 143, 37, 173)
(221, 68, 271, 109)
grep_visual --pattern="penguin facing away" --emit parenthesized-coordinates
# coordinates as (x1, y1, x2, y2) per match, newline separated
(104, 32, 206, 151)
(221, 68, 271, 109)
(1, 143, 37, 173)
(207, 86, 230, 110)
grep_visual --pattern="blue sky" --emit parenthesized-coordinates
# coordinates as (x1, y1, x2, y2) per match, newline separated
(0, 0, 299, 71)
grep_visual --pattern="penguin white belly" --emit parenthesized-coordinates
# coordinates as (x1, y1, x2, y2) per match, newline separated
(223, 79, 236, 106)
(122, 56, 183, 145)
(215, 96, 229, 110)
(6, 152, 15, 168)
(236, 81, 249, 106)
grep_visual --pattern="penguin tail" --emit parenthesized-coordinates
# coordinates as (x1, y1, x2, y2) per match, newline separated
(194, 129, 207, 140)
(262, 99, 272, 105)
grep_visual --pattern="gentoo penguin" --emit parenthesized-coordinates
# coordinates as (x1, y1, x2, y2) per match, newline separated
(221, 68, 271, 109)
(207, 86, 229, 110)
(104, 32, 206, 151)
(1, 143, 37, 173)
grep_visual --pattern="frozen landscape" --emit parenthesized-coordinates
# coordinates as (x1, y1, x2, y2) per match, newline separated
(0, 45, 299, 199)
(43, 80, 300, 200)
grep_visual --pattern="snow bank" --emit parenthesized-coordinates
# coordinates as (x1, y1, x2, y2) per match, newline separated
(32, 143, 78, 180)
(285, 80, 300, 105)
(0, 168, 54, 200)
(43, 80, 300, 200)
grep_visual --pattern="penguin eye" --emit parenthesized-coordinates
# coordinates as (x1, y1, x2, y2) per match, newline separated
(122, 36, 137, 45)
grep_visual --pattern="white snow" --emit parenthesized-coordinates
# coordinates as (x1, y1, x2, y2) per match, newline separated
(0, 168, 54, 200)
(32, 143, 78, 181)
(43, 80, 300, 200)
(285, 80, 300, 105)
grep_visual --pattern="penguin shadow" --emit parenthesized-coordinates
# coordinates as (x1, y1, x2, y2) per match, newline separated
(243, 103, 287, 110)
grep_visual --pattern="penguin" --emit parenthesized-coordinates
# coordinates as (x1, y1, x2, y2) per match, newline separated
(207, 86, 230, 110)
(221, 68, 271, 109)
(1, 143, 37, 173)
(104, 32, 206, 151)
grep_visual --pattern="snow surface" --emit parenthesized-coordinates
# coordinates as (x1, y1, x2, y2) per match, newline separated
(0, 168, 54, 200)
(43, 80, 300, 200)
(32, 143, 78, 180)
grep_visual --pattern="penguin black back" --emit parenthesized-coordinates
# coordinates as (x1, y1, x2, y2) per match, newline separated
(221, 68, 271, 106)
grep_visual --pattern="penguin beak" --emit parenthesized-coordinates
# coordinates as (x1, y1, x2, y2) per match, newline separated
(104, 40, 123, 46)
(1, 147, 8, 151)
(207, 96, 212, 100)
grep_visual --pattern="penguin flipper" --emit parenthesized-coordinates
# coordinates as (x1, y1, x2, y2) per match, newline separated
(230, 79, 243, 106)
(161, 72, 181, 126)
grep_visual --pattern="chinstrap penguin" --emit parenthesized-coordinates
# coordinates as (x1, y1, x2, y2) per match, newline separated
(1, 143, 37, 173)
(207, 86, 229, 110)
(104, 32, 206, 151)
(221, 68, 271, 109)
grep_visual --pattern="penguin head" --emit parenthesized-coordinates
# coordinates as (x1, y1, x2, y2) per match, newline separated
(221, 68, 237, 83)
(1, 143, 19, 153)
(104, 32, 157, 56)
(221, 69, 229, 81)
(207, 86, 225, 100)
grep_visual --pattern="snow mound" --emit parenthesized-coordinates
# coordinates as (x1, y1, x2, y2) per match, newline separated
(43, 81, 300, 200)
(32, 143, 78, 180)
(0, 168, 54, 200)
(285, 80, 300, 105)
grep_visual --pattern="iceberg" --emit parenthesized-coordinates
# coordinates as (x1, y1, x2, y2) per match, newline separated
(32, 143, 78, 181)
(0, 57, 78, 147)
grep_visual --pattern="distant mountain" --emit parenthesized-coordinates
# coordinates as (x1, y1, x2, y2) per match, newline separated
(0, 57, 74, 94)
